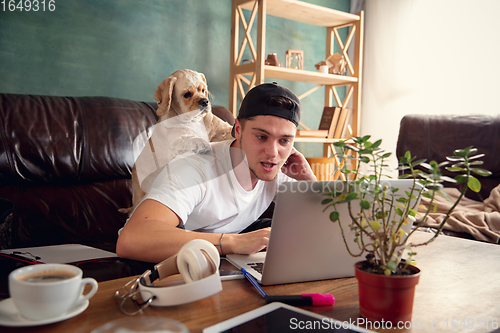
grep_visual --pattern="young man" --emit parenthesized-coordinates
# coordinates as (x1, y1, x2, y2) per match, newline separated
(116, 83, 316, 263)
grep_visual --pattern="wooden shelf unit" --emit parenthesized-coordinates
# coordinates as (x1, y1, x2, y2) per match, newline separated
(229, 0, 364, 159)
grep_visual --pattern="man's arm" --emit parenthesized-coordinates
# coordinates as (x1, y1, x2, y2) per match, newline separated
(281, 147, 317, 181)
(116, 199, 270, 263)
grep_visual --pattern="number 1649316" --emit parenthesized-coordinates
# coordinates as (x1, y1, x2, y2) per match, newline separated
(1, 0, 56, 12)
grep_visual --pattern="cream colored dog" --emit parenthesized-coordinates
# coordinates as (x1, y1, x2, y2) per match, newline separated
(120, 69, 233, 215)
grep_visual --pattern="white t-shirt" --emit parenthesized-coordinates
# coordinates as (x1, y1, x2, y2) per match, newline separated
(144, 139, 293, 233)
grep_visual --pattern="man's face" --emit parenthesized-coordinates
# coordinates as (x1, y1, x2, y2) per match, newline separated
(234, 115, 296, 183)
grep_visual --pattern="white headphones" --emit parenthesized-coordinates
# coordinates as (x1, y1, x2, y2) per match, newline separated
(138, 239, 222, 306)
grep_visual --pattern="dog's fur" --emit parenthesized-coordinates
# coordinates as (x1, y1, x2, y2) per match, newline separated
(119, 69, 233, 215)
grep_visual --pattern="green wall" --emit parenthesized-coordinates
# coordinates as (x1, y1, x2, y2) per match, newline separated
(0, 0, 350, 156)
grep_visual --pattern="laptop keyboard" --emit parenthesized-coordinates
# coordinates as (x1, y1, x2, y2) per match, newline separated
(248, 262, 264, 274)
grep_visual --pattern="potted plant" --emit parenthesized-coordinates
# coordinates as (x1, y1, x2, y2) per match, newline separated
(321, 136, 491, 324)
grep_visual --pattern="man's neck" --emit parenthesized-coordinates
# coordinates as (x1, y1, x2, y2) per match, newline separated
(230, 140, 258, 191)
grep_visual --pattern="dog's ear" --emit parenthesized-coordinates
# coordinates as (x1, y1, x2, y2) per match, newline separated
(154, 76, 177, 116)
(200, 73, 207, 84)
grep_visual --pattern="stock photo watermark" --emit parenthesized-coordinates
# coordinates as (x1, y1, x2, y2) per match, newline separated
(289, 317, 499, 331)
(1, 0, 56, 11)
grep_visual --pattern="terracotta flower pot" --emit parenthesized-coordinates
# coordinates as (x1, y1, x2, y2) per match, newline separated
(355, 261, 420, 324)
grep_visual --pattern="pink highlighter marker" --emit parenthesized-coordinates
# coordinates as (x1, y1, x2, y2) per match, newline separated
(241, 268, 335, 307)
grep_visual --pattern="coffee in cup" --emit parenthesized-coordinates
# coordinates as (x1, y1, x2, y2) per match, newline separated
(19, 270, 76, 282)
(9, 264, 98, 321)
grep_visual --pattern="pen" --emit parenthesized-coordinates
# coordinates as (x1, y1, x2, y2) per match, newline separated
(241, 268, 268, 298)
(240, 268, 335, 306)
(3, 252, 43, 264)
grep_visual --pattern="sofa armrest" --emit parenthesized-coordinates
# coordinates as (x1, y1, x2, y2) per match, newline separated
(396, 114, 500, 201)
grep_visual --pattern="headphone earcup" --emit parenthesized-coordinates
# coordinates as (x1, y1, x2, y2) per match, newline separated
(177, 239, 220, 284)
(179, 248, 212, 283)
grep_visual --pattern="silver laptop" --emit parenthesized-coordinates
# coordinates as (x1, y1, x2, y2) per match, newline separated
(226, 180, 418, 285)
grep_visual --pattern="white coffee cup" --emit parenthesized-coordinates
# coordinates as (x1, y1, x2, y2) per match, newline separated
(320, 65, 329, 74)
(9, 264, 98, 321)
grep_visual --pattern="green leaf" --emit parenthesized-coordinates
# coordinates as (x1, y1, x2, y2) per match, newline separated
(441, 175, 457, 183)
(429, 161, 440, 169)
(408, 208, 418, 216)
(468, 176, 482, 193)
(360, 199, 371, 209)
(427, 184, 444, 191)
(446, 166, 465, 172)
(330, 211, 340, 221)
(454, 175, 468, 184)
(370, 139, 382, 149)
(469, 153, 485, 160)
(412, 159, 427, 166)
(369, 220, 382, 231)
(333, 141, 345, 148)
(359, 156, 370, 163)
(404, 191, 417, 199)
(382, 152, 392, 158)
(420, 162, 433, 170)
(360, 135, 371, 142)
(447, 156, 465, 162)
(398, 173, 411, 179)
(344, 192, 358, 202)
(345, 144, 359, 152)
(395, 207, 404, 216)
(470, 168, 492, 177)
(387, 260, 397, 272)
(468, 147, 479, 156)
(454, 147, 477, 157)
(321, 198, 332, 205)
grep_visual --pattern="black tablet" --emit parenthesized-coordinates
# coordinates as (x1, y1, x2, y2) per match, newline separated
(203, 302, 373, 332)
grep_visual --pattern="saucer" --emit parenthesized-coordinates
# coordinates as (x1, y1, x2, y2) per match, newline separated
(0, 298, 89, 327)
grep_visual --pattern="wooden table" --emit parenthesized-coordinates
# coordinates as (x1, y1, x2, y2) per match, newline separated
(2, 231, 500, 332)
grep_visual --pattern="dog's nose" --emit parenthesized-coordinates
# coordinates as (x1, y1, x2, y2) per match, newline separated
(198, 98, 209, 108)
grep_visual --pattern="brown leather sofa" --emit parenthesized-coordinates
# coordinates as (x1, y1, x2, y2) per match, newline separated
(0, 93, 234, 295)
(396, 114, 500, 239)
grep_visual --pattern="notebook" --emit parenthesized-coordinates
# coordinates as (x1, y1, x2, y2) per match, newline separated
(226, 180, 419, 285)
(0, 244, 117, 264)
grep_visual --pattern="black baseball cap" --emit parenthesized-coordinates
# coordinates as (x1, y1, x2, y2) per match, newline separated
(232, 83, 301, 137)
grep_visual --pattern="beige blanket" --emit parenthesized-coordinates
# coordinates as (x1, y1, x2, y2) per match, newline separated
(417, 184, 500, 243)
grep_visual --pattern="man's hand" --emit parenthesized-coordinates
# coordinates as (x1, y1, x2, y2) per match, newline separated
(117, 198, 274, 262)
(281, 147, 317, 181)
(224, 228, 271, 255)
